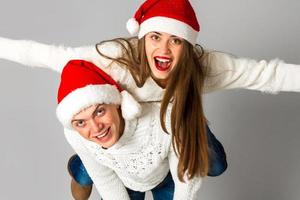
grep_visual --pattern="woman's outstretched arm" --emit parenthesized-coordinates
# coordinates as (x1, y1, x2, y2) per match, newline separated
(204, 51, 300, 94)
(0, 37, 122, 74)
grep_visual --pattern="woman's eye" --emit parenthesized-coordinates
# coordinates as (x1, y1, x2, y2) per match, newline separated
(171, 38, 182, 45)
(150, 34, 160, 41)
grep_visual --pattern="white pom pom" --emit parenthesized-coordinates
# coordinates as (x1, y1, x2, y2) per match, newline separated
(120, 91, 141, 120)
(126, 18, 140, 35)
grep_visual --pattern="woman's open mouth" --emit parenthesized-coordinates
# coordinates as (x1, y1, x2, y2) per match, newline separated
(154, 56, 172, 71)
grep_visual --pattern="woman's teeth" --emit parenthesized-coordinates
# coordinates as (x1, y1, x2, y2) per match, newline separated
(156, 57, 171, 63)
(154, 57, 171, 70)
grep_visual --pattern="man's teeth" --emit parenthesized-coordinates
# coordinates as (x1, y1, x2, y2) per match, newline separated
(96, 129, 108, 138)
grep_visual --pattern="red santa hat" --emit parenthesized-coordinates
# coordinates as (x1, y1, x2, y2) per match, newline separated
(56, 60, 141, 129)
(126, 0, 200, 45)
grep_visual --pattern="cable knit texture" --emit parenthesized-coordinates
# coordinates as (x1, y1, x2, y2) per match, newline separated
(64, 103, 202, 199)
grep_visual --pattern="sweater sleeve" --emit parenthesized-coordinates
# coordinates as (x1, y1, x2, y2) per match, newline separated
(203, 51, 300, 94)
(63, 128, 130, 200)
(168, 147, 202, 200)
(0, 36, 121, 74)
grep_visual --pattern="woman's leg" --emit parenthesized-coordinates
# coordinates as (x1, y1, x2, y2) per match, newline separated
(151, 172, 174, 200)
(206, 125, 228, 176)
(68, 154, 93, 200)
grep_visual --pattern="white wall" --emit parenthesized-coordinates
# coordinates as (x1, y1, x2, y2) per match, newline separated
(0, 0, 299, 199)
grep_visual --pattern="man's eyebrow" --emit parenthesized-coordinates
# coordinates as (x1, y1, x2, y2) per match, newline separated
(92, 104, 102, 117)
(71, 104, 102, 123)
(71, 118, 82, 123)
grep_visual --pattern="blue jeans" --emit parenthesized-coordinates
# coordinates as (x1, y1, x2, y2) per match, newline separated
(206, 125, 228, 176)
(68, 125, 227, 197)
(126, 172, 174, 200)
(68, 155, 174, 200)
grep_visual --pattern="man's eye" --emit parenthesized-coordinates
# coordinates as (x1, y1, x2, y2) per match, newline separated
(96, 108, 105, 116)
(75, 120, 86, 128)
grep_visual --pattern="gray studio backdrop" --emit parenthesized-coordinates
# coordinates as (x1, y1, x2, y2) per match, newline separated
(0, 0, 300, 199)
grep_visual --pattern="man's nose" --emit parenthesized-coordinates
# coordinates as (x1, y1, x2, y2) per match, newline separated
(90, 119, 103, 133)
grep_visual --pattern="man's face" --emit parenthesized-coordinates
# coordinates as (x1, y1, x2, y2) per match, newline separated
(71, 104, 124, 148)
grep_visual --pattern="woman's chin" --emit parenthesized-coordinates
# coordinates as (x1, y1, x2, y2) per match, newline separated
(152, 70, 169, 80)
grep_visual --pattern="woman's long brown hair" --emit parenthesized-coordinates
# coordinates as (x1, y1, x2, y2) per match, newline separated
(96, 37, 209, 181)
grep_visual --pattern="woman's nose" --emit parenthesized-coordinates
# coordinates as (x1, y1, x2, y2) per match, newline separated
(160, 40, 171, 54)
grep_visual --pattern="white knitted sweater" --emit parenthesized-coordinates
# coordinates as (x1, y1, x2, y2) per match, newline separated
(0, 37, 300, 101)
(64, 103, 202, 200)
(0, 37, 299, 198)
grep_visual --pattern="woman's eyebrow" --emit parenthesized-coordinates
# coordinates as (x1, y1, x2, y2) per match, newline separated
(152, 31, 161, 35)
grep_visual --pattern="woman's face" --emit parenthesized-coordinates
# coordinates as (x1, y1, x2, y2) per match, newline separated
(71, 104, 124, 148)
(145, 31, 184, 83)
